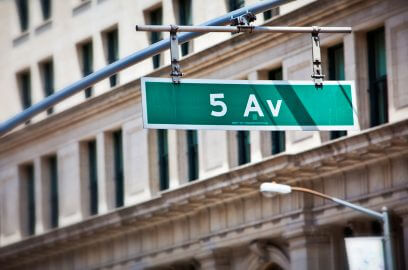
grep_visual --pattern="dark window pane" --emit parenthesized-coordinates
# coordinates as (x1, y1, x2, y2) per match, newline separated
(271, 131, 285, 155)
(18, 71, 31, 110)
(227, 0, 245, 11)
(328, 44, 345, 80)
(49, 155, 58, 228)
(25, 164, 36, 235)
(107, 29, 119, 87)
(268, 67, 282, 80)
(157, 129, 169, 190)
(88, 140, 98, 215)
(40, 0, 51, 20)
(179, 0, 192, 56)
(237, 131, 250, 165)
(81, 42, 93, 98)
(41, 60, 54, 114)
(263, 7, 279, 21)
(149, 8, 163, 69)
(328, 44, 347, 139)
(113, 130, 124, 207)
(187, 130, 198, 181)
(16, 0, 29, 32)
(367, 27, 388, 127)
(330, 130, 346, 140)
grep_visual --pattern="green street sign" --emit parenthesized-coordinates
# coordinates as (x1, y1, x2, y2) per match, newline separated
(141, 78, 358, 131)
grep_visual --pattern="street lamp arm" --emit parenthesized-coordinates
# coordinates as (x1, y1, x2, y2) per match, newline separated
(260, 182, 395, 270)
(291, 186, 384, 220)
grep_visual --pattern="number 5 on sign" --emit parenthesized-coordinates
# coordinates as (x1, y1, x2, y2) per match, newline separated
(210, 93, 227, 117)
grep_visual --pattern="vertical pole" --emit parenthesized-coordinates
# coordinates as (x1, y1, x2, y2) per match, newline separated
(383, 206, 396, 270)
(311, 27, 324, 88)
(170, 25, 182, 84)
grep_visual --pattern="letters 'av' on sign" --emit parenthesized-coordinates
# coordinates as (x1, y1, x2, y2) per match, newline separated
(141, 78, 358, 131)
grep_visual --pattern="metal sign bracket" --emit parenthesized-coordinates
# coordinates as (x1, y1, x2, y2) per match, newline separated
(136, 24, 351, 87)
(170, 25, 182, 84)
(231, 11, 257, 26)
(311, 26, 324, 88)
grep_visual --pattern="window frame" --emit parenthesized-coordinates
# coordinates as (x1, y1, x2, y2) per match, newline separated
(237, 130, 250, 165)
(157, 129, 169, 190)
(48, 155, 58, 229)
(39, 59, 54, 114)
(15, 0, 29, 32)
(186, 130, 199, 181)
(78, 40, 94, 98)
(87, 139, 98, 215)
(367, 27, 388, 127)
(40, 0, 52, 21)
(112, 130, 124, 208)
(104, 27, 119, 87)
(148, 6, 163, 69)
(17, 69, 32, 111)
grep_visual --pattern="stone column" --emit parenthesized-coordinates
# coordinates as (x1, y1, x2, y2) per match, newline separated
(57, 143, 83, 226)
(96, 132, 114, 214)
(168, 130, 186, 188)
(33, 157, 46, 234)
(122, 120, 152, 205)
(248, 71, 264, 163)
(197, 250, 231, 270)
(285, 228, 333, 270)
(399, 212, 408, 270)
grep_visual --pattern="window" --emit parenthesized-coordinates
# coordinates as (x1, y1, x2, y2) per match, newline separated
(227, 0, 244, 11)
(271, 131, 285, 155)
(40, 60, 54, 114)
(367, 27, 388, 127)
(16, 0, 29, 32)
(263, 7, 279, 21)
(268, 67, 282, 81)
(177, 0, 192, 56)
(17, 70, 31, 110)
(186, 130, 198, 181)
(112, 130, 124, 208)
(237, 131, 250, 165)
(157, 129, 169, 190)
(105, 28, 119, 87)
(268, 67, 285, 154)
(20, 164, 35, 236)
(48, 155, 58, 228)
(328, 44, 347, 139)
(149, 7, 163, 69)
(40, 0, 51, 21)
(87, 140, 98, 215)
(79, 41, 93, 98)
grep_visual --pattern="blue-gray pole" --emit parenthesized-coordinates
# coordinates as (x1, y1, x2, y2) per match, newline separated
(0, 0, 291, 137)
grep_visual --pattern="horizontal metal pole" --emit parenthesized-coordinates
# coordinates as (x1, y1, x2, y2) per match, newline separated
(0, 0, 292, 137)
(136, 25, 352, 34)
(292, 186, 384, 220)
(332, 197, 384, 220)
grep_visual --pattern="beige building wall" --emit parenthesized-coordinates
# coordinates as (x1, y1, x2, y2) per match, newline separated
(0, 0, 408, 269)
(0, 0, 311, 123)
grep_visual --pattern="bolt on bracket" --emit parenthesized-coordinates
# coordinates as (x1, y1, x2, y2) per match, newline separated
(170, 25, 182, 84)
(311, 26, 324, 88)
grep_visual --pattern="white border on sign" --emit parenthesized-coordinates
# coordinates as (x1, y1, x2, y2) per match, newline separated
(140, 77, 359, 131)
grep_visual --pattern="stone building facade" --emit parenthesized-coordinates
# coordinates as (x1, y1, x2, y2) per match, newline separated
(0, 0, 408, 269)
